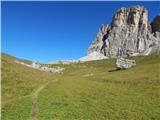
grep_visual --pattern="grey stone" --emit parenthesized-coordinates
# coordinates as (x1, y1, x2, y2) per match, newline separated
(116, 57, 136, 69)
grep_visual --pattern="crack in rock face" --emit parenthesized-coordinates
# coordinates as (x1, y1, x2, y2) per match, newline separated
(87, 6, 160, 58)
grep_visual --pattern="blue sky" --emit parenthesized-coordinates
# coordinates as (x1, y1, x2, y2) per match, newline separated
(2, 1, 160, 63)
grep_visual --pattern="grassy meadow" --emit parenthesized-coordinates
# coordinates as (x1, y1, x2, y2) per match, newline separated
(1, 53, 160, 120)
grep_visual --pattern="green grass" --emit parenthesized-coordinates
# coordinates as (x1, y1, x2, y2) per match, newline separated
(1, 53, 55, 120)
(1, 53, 160, 120)
(2, 96, 32, 120)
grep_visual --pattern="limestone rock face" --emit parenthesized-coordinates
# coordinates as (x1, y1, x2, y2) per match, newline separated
(87, 6, 160, 58)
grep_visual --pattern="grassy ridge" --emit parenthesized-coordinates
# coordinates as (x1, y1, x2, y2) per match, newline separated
(1, 53, 32, 64)
(1, 53, 160, 119)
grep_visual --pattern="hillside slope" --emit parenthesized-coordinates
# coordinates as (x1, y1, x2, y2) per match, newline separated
(1, 53, 56, 119)
(1, 53, 160, 119)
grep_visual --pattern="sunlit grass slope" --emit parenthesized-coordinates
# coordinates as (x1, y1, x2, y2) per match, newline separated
(1, 53, 55, 119)
(1, 52, 160, 120)
(38, 54, 160, 120)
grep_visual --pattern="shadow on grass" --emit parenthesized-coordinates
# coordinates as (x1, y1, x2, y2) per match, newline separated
(108, 68, 126, 72)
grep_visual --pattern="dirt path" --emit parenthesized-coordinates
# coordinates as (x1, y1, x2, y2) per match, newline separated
(31, 80, 58, 120)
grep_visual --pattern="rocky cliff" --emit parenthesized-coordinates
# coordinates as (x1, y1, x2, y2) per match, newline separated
(87, 6, 160, 58)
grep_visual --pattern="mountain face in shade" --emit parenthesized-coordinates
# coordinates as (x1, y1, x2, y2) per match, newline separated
(151, 15, 160, 33)
(87, 6, 160, 58)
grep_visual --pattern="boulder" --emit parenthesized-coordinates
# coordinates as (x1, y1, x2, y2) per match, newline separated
(116, 57, 136, 69)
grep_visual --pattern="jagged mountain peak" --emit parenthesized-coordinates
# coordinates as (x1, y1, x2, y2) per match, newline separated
(87, 6, 160, 59)
(111, 5, 148, 28)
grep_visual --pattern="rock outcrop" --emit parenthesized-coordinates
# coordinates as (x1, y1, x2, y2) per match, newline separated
(15, 60, 65, 73)
(87, 6, 160, 58)
(32, 60, 41, 68)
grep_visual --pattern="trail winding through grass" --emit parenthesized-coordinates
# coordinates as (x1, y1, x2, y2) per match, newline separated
(31, 79, 58, 120)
